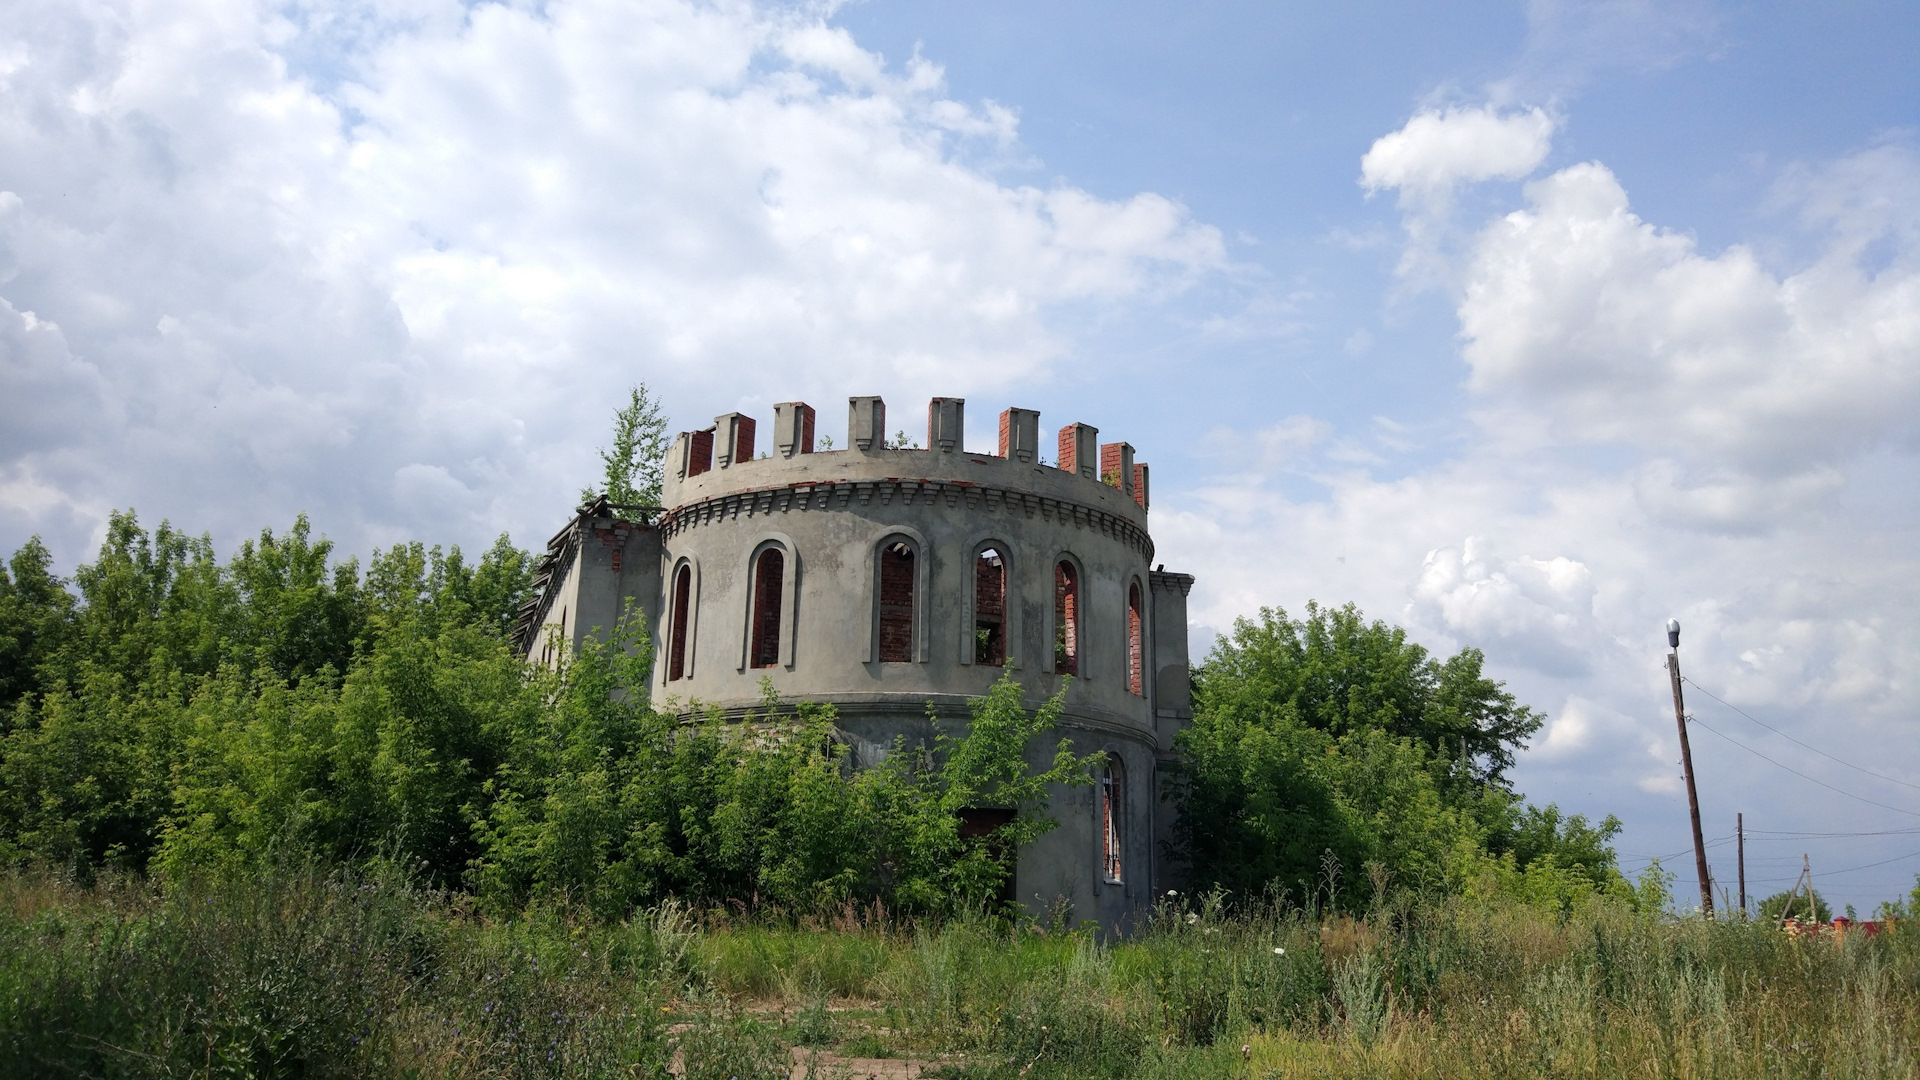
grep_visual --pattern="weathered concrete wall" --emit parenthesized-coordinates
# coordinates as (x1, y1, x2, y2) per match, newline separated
(527, 512, 662, 668)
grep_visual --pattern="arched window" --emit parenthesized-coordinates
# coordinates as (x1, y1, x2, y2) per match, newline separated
(1054, 560, 1079, 676)
(1127, 581, 1144, 696)
(749, 548, 784, 669)
(668, 564, 693, 681)
(878, 541, 916, 663)
(975, 547, 1006, 666)
(1101, 756, 1124, 884)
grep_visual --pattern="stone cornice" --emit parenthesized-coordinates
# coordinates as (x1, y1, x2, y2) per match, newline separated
(660, 478, 1156, 562)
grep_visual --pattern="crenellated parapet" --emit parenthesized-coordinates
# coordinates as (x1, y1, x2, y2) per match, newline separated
(663, 396, 1152, 516)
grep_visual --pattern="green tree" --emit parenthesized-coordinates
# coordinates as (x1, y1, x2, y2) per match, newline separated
(581, 383, 671, 508)
(1175, 602, 1609, 910)
(1760, 887, 1832, 923)
(0, 537, 76, 707)
(1196, 602, 1542, 783)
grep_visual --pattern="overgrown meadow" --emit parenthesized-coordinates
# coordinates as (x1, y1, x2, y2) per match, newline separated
(4, 862, 1916, 1079)
(2, 511, 1916, 1077)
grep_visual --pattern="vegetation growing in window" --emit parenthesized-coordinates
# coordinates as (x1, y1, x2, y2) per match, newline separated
(1053, 560, 1079, 676)
(974, 547, 1006, 667)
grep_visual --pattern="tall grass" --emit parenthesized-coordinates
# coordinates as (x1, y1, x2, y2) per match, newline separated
(0, 866, 1913, 1079)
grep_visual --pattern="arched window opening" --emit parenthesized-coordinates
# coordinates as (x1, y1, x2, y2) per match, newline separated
(975, 548, 1006, 666)
(1101, 756, 1124, 884)
(878, 541, 916, 663)
(1054, 560, 1079, 676)
(668, 564, 693, 681)
(750, 548, 784, 669)
(1127, 581, 1144, 696)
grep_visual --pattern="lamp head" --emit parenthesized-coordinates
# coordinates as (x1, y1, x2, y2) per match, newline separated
(1666, 618, 1681, 649)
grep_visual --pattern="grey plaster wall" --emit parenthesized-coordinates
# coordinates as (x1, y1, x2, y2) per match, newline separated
(530, 514, 662, 666)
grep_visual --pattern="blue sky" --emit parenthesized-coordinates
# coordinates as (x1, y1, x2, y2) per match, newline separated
(2, 0, 1916, 911)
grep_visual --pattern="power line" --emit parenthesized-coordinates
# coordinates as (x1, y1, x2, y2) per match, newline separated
(1684, 714, 1920, 819)
(1747, 827, 1920, 839)
(1682, 677, 1920, 793)
(1624, 834, 1735, 862)
(1817, 849, 1920, 878)
(1744, 849, 1920, 885)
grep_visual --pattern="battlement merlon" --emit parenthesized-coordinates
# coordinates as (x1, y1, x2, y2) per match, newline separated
(661, 396, 1153, 519)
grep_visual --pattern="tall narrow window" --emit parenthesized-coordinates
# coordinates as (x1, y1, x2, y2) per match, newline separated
(1054, 560, 1079, 676)
(878, 541, 915, 663)
(750, 548, 783, 669)
(668, 564, 692, 681)
(1101, 757, 1124, 883)
(975, 548, 1006, 666)
(1127, 581, 1144, 696)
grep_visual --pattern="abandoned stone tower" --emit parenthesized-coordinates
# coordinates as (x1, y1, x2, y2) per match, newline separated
(512, 396, 1194, 926)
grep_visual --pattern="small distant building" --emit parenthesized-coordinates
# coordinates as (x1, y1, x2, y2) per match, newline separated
(513, 395, 1194, 927)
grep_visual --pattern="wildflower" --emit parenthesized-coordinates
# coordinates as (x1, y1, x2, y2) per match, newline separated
(1186, 913, 1199, 924)
(1167, 890, 1178, 897)
(1273, 947, 1285, 955)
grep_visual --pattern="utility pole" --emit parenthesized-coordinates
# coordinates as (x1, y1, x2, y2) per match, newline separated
(1737, 813, 1746, 917)
(1667, 619, 1714, 918)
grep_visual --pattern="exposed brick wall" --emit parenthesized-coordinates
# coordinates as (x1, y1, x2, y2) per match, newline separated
(688, 428, 714, 477)
(1100, 442, 1125, 486)
(878, 542, 915, 662)
(774, 401, 817, 457)
(750, 548, 783, 668)
(999, 410, 1012, 457)
(1057, 425, 1079, 474)
(732, 416, 757, 465)
(1132, 463, 1149, 509)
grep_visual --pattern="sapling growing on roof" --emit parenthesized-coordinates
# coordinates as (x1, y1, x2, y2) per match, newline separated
(581, 383, 671, 508)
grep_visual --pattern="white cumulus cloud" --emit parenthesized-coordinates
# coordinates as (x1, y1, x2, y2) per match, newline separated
(1361, 106, 1556, 200)
(0, 0, 1226, 560)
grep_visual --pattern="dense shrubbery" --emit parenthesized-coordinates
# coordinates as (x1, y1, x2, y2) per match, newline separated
(0, 511, 1088, 917)
(1, 508, 1655, 918)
